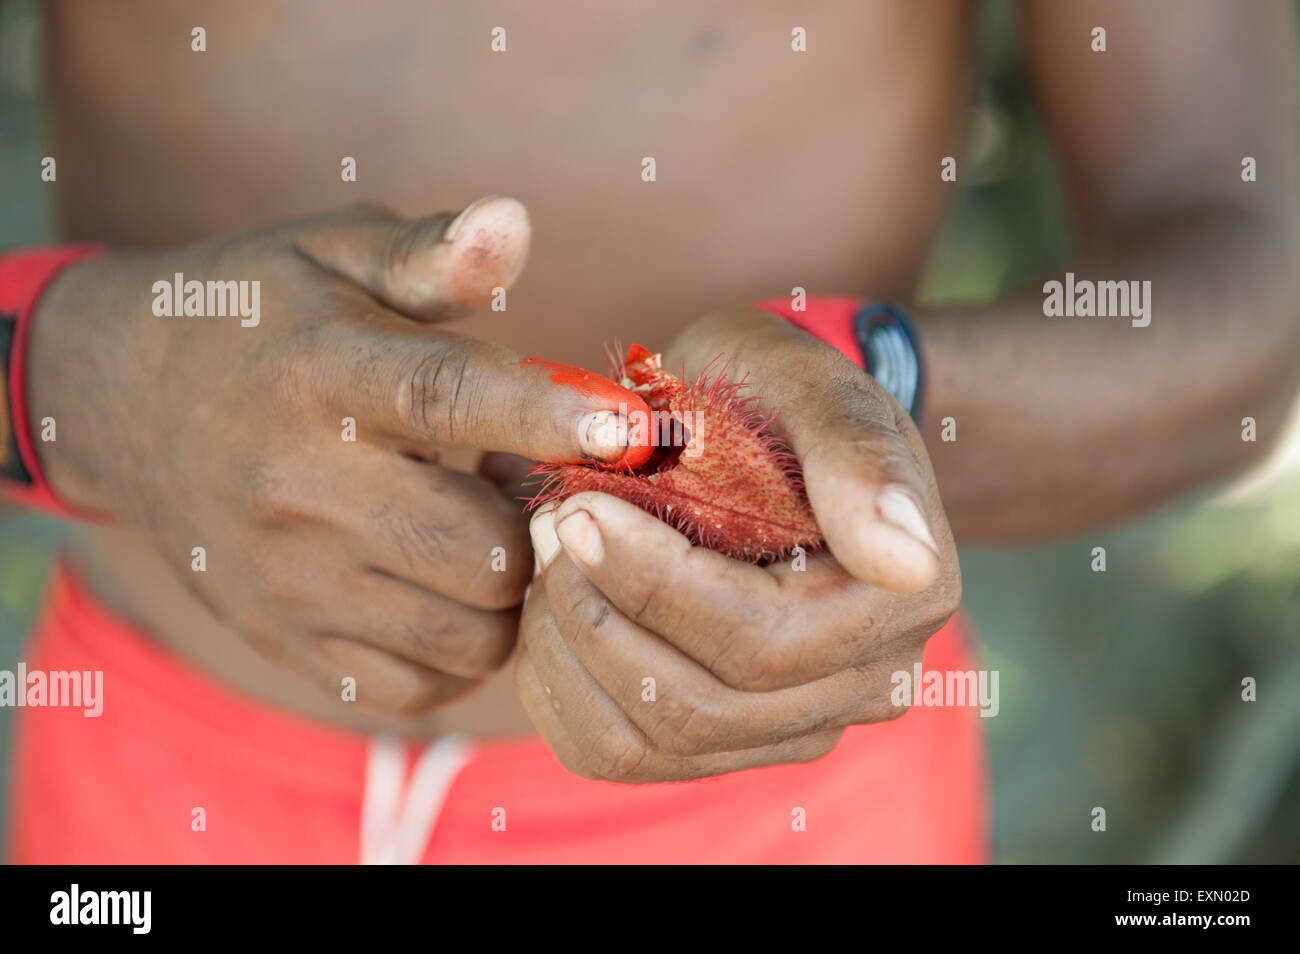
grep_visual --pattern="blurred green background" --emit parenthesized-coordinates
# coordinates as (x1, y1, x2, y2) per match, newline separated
(2, 0, 1298, 863)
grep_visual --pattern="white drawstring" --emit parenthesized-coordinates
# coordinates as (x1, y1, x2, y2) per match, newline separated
(360, 734, 472, 865)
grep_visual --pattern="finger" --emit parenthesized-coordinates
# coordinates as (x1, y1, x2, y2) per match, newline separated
(323, 317, 655, 466)
(345, 456, 532, 610)
(313, 633, 478, 715)
(478, 451, 535, 504)
(307, 568, 518, 679)
(256, 628, 476, 717)
(232, 532, 488, 712)
(537, 491, 916, 689)
(514, 588, 844, 783)
(530, 510, 906, 752)
(296, 197, 530, 321)
(668, 306, 944, 592)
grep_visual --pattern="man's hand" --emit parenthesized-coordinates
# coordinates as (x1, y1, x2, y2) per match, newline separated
(28, 197, 645, 716)
(518, 305, 961, 782)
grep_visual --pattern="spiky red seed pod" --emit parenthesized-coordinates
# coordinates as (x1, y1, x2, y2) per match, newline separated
(527, 344, 822, 564)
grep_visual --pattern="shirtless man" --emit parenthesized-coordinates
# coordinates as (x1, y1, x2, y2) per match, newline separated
(4, 0, 1297, 862)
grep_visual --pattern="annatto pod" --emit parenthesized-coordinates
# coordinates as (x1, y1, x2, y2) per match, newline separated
(528, 344, 822, 564)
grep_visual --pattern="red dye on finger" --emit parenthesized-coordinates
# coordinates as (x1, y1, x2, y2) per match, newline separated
(522, 355, 611, 398)
(520, 355, 654, 469)
(527, 344, 823, 564)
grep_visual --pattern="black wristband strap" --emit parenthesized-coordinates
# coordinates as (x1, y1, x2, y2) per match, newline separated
(853, 300, 925, 421)
(0, 311, 32, 487)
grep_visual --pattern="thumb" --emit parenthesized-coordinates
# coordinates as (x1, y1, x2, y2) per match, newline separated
(668, 306, 943, 592)
(296, 196, 530, 321)
(800, 433, 942, 594)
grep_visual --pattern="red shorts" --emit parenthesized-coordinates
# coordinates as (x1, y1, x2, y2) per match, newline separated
(6, 565, 988, 863)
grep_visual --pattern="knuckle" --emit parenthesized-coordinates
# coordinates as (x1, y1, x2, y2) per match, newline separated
(550, 744, 603, 782)
(474, 576, 527, 613)
(861, 439, 919, 486)
(326, 648, 453, 716)
(650, 693, 728, 757)
(374, 678, 447, 717)
(238, 617, 292, 665)
(872, 696, 911, 724)
(799, 400, 918, 481)
(631, 547, 715, 633)
(791, 728, 846, 763)
(585, 724, 652, 782)
(240, 451, 335, 530)
(707, 597, 799, 690)
(395, 343, 476, 443)
(361, 582, 517, 677)
(621, 572, 676, 631)
(390, 613, 458, 667)
(245, 467, 298, 526)
(243, 542, 307, 608)
(374, 500, 461, 572)
(822, 373, 897, 429)
(465, 543, 530, 610)
(383, 216, 451, 279)
(560, 590, 616, 647)
(875, 564, 961, 650)
(866, 654, 923, 723)
(453, 614, 518, 676)
(372, 504, 524, 615)
(712, 631, 794, 692)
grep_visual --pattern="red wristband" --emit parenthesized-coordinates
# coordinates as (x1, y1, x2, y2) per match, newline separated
(754, 295, 925, 419)
(753, 295, 867, 371)
(1, 244, 108, 516)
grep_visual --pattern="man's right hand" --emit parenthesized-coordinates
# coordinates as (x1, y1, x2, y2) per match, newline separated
(26, 197, 644, 716)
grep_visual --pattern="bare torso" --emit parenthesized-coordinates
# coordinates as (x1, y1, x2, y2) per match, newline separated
(44, 0, 971, 737)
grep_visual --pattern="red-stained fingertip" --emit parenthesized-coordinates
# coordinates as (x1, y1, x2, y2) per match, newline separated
(521, 355, 654, 467)
(614, 423, 654, 470)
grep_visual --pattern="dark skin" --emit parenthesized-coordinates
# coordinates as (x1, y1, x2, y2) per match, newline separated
(15, 0, 1299, 781)
(925, 1, 1300, 540)
(521, 312, 956, 780)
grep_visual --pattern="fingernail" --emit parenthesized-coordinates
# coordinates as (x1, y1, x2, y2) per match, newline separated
(556, 509, 604, 566)
(876, 488, 939, 555)
(578, 410, 627, 462)
(529, 505, 561, 569)
(442, 195, 501, 243)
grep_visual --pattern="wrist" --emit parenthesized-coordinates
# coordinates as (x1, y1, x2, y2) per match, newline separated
(1, 245, 113, 517)
(751, 295, 927, 420)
